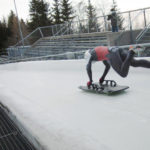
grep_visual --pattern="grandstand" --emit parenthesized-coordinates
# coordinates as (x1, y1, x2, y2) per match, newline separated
(3, 7, 150, 64)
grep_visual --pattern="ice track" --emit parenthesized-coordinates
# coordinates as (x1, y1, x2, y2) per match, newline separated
(0, 59, 150, 150)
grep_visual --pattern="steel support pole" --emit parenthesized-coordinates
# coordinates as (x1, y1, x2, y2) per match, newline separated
(14, 0, 24, 46)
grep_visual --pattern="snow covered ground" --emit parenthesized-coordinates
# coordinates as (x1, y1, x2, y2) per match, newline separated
(0, 59, 150, 150)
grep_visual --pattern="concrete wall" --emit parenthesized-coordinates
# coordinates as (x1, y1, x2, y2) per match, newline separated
(107, 29, 142, 46)
(44, 30, 142, 46)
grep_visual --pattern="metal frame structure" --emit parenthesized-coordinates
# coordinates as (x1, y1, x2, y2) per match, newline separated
(0, 105, 36, 150)
(0, 7, 149, 64)
(14, 7, 150, 47)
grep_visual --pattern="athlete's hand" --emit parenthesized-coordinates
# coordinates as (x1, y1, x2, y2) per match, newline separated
(99, 78, 104, 84)
(87, 81, 92, 87)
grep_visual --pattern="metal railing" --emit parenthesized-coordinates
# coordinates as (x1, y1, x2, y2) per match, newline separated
(3, 7, 150, 64)
(136, 22, 150, 43)
(2, 43, 150, 65)
(14, 7, 150, 47)
(114, 8, 146, 45)
(0, 105, 37, 150)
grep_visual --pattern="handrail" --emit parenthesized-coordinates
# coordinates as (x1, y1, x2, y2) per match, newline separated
(114, 9, 144, 45)
(136, 22, 150, 43)
(54, 22, 70, 36)
(14, 28, 40, 47)
(4, 42, 150, 64)
(114, 7, 150, 15)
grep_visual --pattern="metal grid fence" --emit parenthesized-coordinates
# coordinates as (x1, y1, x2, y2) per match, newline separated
(0, 105, 37, 150)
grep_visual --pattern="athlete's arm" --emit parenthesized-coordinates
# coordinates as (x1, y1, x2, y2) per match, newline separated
(99, 60, 110, 83)
(86, 57, 93, 82)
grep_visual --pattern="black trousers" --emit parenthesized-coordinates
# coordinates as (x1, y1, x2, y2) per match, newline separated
(108, 49, 150, 77)
(131, 58, 150, 68)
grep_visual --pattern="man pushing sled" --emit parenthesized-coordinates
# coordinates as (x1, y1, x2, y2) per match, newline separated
(79, 45, 150, 94)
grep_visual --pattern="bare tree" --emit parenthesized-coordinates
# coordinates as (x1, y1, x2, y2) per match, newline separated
(74, 1, 87, 21)
(96, 0, 111, 31)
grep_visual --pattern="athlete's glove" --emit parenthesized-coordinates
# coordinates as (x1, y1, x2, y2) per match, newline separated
(87, 81, 92, 87)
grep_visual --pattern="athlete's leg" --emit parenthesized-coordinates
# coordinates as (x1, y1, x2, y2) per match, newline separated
(130, 58, 150, 68)
(108, 49, 135, 78)
(119, 50, 135, 77)
(118, 46, 150, 76)
(99, 60, 111, 83)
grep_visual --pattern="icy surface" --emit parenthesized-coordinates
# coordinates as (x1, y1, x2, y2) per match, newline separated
(0, 59, 150, 150)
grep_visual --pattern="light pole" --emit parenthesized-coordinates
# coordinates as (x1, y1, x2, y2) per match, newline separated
(112, 0, 115, 8)
(13, 0, 24, 46)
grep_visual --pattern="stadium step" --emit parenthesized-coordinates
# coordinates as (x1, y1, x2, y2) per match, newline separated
(24, 33, 108, 57)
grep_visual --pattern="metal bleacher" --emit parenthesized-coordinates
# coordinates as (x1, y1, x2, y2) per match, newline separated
(4, 7, 150, 63)
(23, 32, 108, 57)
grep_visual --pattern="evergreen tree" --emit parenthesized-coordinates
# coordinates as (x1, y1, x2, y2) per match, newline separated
(48, 6, 53, 24)
(28, 0, 52, 31)
(86, 0, 99, 32)
(52, 0, 61, 24)
(60, 0, 74, 23)
(7, 10, 20, 45)
(7, 10, 28, 46)
(8, 10, 15, 36)
(0, 21, 6, 48)
(20, 19, 29, 39)
(0, 19, 10, 55)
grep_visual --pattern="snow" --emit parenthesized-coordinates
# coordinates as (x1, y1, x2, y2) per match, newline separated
(0, 59, 150, 150)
